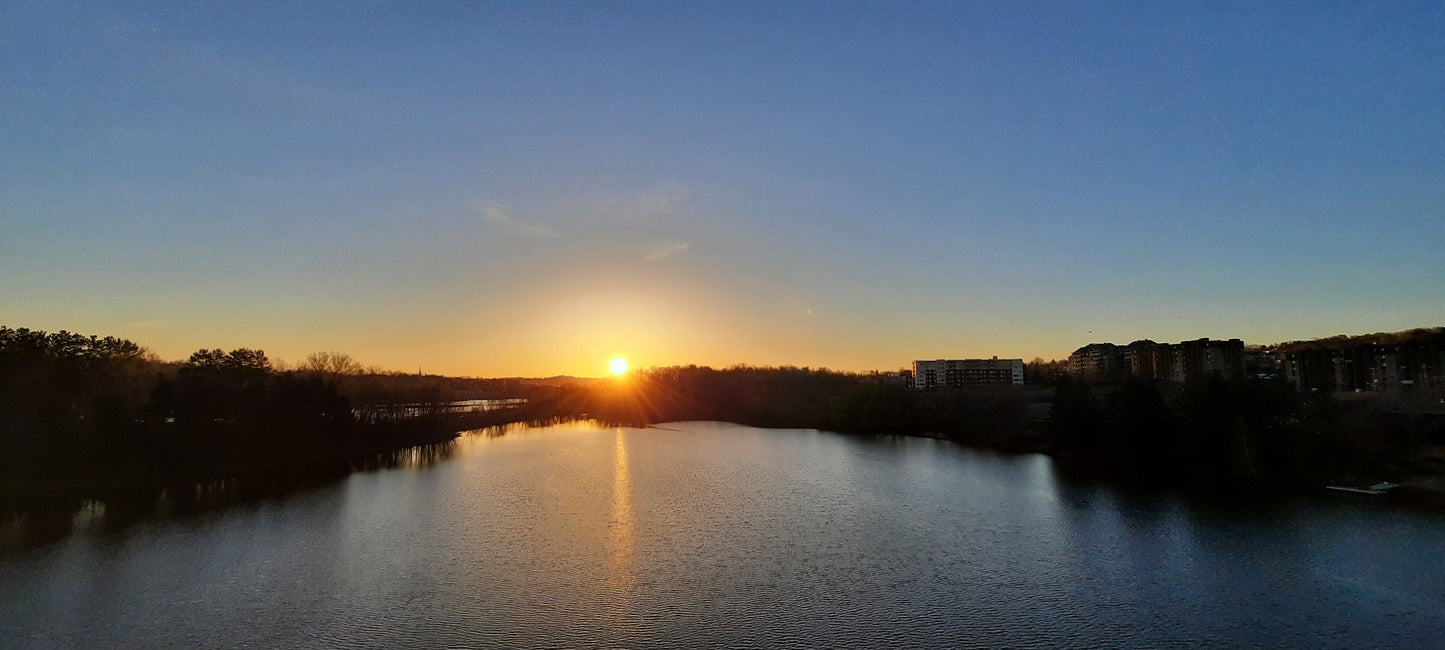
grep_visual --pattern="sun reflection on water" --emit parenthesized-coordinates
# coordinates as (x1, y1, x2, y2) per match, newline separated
(604, 427, 638, 624)
(607, 427, 636, 606)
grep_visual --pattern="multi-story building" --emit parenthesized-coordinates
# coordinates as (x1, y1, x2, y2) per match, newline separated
(1123, 340, 1160, 380)
(1064, 328, 1443, 394)
(1281, 328, 1445, 395)
(1283, 346, 1337, 392)
(913, 358, 1024, 389)
(1068, 343, 1122, 382)
(1069, 338, 1244, 383)
(1177, 337, 1245, 381)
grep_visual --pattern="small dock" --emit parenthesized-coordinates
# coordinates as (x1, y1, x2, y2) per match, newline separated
(1326, 482, 1399, 496)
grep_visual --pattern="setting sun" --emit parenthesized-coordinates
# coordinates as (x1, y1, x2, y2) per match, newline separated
(610, 357, 629, 375)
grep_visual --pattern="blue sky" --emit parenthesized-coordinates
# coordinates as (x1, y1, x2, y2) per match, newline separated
(3, 2, 1442, 376)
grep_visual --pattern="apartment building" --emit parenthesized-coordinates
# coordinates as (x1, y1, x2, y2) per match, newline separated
(913, 358, 1024, 389)
(1069, 338, 1244, 383)
(1281, 329, 1444, 394)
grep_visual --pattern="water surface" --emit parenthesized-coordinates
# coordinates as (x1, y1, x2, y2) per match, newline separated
(3, 421, 1443, 648)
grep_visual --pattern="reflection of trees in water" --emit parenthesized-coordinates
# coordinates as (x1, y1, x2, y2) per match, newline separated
(1, 441, 468, 553)
(461, 416, 589, 438)
(353, 440, 456, 471)
(0, 325, 591, 552)
(2, 469, 341, 553)
(1, 417, 607, 552)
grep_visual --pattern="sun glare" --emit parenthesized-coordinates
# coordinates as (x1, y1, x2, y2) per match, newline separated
(610, 357, 629, 375)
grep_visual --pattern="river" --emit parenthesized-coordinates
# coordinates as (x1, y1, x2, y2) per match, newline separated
(3, 420, 1443, 648)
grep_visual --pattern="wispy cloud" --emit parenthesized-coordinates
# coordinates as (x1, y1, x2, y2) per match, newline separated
(478, 201, 557, 238)
(593, 183, 691, 222)
(644, 241, 691, 261)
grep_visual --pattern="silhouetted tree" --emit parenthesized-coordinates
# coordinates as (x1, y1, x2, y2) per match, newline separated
(298, 351, 363, 376)
(1100, 376, 1178, 474)
(1048, 376, 1101, 455)
(1025, 358, 1068, 384)
(187, 348, 229, 368)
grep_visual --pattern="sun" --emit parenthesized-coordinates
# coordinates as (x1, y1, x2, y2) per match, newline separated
(610, 357, 629, 375)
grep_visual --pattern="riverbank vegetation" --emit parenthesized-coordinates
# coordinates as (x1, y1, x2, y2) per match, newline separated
(563, 364, 1445, 492)
(567, 364, 1041, 445)
(0, 327, 565, 507)
(1047, 375, 1445, 489)
(5, 325, 1442, 512)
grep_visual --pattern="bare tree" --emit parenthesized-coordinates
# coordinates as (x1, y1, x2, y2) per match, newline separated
(298, 351, 364, 376)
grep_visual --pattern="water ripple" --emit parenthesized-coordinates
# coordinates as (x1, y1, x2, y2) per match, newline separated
(3, 422, 1444, 648)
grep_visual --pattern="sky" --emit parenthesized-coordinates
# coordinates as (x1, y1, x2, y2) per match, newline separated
(3, 2, 1442, 377)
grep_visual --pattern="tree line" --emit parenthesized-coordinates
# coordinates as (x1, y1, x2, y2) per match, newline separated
(5, 325, 1438, 507)
(1048, 374, 1443, 485)
(556, 364, 1041, 447)
(558, 363, 1442, 487)
(0, 327, 550, 505)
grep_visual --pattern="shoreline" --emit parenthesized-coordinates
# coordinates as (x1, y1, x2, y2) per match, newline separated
(5, 413, 1442, 554)
(0, 406, 574, 512)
